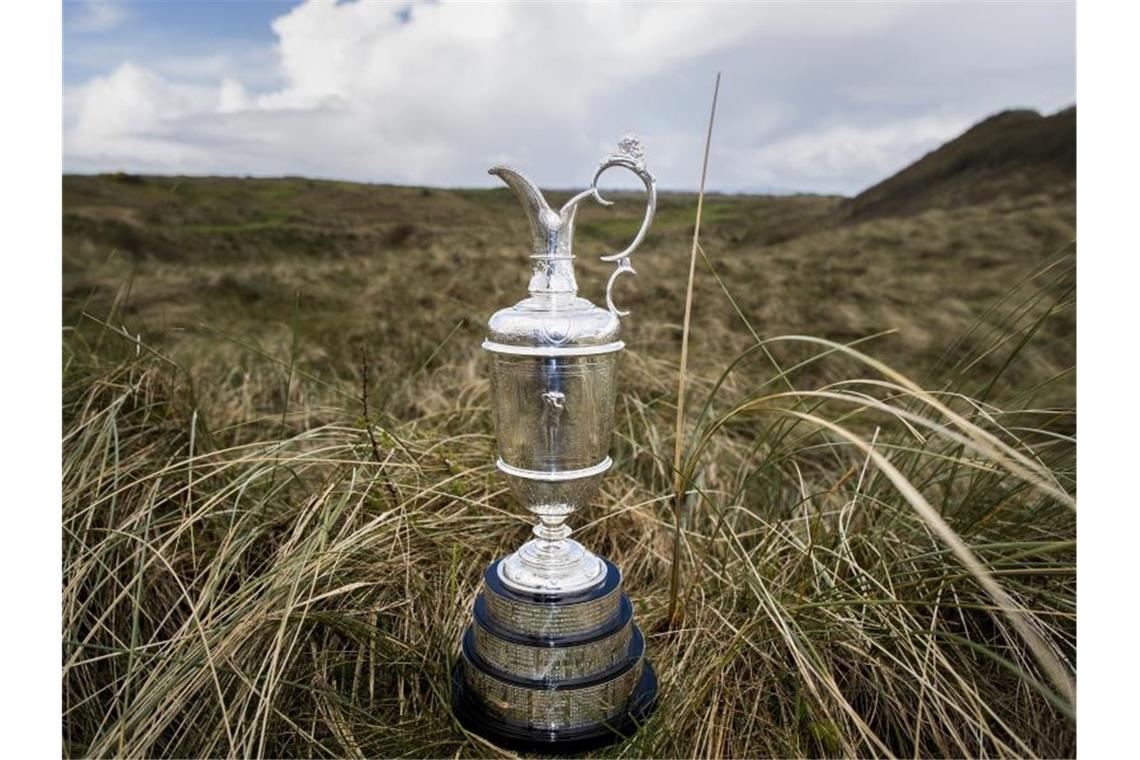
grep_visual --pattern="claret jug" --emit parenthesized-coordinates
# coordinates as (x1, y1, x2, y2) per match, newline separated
(452, 135, 659, 751)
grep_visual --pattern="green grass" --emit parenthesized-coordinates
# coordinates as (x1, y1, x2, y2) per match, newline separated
(62, 172, 1075, 758)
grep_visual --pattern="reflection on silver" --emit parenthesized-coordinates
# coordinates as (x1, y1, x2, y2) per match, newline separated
(485, 135, 656, 595)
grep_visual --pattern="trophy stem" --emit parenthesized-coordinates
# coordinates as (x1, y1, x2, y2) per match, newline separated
(534, 514, 571, 544)
(527, 516, 578, 572)
(498, 513, 606, 594)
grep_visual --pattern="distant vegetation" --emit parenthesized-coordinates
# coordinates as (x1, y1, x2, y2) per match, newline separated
(63, 107, 1075, 757)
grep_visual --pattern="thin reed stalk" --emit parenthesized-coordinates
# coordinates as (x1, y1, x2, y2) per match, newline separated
(667, 71, 721, 627)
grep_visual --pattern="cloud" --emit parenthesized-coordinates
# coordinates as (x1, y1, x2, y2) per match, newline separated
(68, 0, 129, 34)
(722, 115, 974, 194)
(66, 63, 219, 170)
(63, 0, 1074, 193)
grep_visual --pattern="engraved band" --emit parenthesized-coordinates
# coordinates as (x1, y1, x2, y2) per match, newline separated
(496, 457, 613, 482)
(460, 628, 646, 731)
(482, 339, 625, 357)
(471, 616, 634, 682)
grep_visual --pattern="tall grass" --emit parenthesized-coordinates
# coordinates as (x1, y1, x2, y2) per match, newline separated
(62, 242, 1075, 757)
(669, 71, 721, 626)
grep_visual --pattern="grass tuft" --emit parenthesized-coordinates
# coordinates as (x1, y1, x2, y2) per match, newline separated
(63, 243, 1074, 757)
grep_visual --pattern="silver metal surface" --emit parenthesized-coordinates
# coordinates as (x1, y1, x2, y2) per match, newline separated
(482, 572, 624, 639)
(481, 340, 625, 357)
(483, 138, 655, 595)
(457, 138, 658, 739)
(489, 353, 618, 472)
(495, 456, 613, 482)
(473, 617, 633, 682)
(497, 537, 607, 593)
(461, 650, 645, 732)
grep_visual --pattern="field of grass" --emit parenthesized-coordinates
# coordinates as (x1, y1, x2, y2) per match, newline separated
(62, 120, 1076, 758)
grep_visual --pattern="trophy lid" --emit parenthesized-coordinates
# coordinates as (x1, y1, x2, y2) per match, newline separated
(483, 135, 656, 357)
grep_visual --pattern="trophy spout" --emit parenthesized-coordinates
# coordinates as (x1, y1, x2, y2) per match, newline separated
(490, 135, 657, 312)
(488, 166, 561, 255)
(490, 165, 580, 296)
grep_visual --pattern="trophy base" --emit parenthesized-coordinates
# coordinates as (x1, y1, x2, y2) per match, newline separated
(452, 557, 657, 753)
(497, 536, 608, 595)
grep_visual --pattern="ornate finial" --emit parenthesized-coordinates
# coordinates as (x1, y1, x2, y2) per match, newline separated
(608, 133, 646, 170)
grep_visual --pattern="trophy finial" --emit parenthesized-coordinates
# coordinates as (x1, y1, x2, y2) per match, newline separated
(612, 132, 646, 168)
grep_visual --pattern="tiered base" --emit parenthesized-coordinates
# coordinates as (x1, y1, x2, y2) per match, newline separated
(452, 558, 657, 752)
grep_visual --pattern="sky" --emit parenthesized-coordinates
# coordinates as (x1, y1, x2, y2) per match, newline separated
(62, 0, 1075, 195)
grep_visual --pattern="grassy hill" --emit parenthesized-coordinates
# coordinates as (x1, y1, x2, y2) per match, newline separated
(63, 109, 1076, 758)
(844, 106, 1075, 221)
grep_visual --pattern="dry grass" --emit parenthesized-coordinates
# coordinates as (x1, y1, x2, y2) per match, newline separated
(63, 240, 1074, 758)
(62, 158, 1075, 757)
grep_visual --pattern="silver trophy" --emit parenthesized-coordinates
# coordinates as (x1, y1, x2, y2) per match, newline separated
(452, 135, 658, 751)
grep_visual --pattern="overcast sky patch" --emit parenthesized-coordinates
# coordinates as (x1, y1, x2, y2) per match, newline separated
(62, 0, 1075, 194)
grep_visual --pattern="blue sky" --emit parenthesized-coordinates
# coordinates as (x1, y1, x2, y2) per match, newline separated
(63, 1, 1075, 193)
(64, 1, 289, 88)
(64, 1, 286, 61)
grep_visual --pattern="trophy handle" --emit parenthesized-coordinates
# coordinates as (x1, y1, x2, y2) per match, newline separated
(559, 134, 658, 317)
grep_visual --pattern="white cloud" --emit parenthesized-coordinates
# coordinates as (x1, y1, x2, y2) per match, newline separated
(722, 115, 974, 194)
(67, 62, 223, 170)
(63, 0, 1074, 192)
(217, 78, 251, 114)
